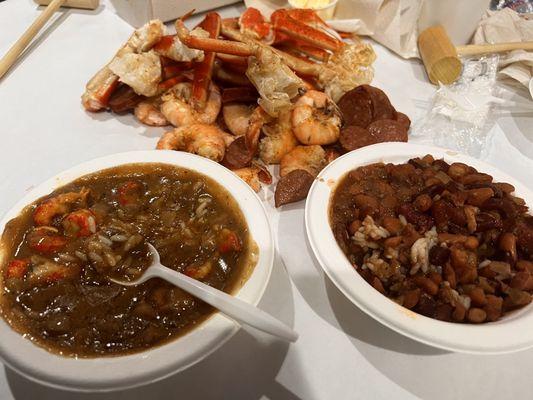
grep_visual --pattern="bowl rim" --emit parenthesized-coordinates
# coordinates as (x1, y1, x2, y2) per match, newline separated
(305, 142, 533, 355)
(0, 150, 275, 391)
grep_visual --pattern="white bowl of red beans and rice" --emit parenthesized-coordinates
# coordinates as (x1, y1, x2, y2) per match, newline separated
(306, 142, 533, 354)
(0, 150, 275, 391)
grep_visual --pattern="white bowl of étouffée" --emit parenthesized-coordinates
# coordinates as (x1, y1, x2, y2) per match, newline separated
(0, 150, 274, 391)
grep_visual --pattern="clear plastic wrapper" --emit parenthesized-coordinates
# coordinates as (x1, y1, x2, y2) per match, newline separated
(412, 55, 499, 157)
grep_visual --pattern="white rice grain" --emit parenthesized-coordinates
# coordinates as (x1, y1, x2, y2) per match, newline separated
(98, 235, 113, 247)
(88, 251, 103, 263)
(110, 234, 128, 242)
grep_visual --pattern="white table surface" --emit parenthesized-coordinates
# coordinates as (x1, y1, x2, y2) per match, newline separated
(1, 1, 533, 399)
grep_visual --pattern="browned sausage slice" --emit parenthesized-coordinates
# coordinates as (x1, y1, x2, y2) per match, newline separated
(337, 86, 373, 128)
(395, 112, 411, 131)
(222, 136, 253, 169)
(361, 85, 396, 121)
(339, 125, 375, 151)
(367, 119, 408, 143)
(275, 169, 315, 207)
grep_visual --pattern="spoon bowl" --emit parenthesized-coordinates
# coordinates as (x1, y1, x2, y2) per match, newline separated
(110, 244, 298, 342)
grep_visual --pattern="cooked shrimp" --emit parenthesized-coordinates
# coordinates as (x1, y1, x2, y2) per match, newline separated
(233, 163, 272, 192)
(33, 188, 90, 226)
(160, 82, 221, 127)
(280, 145, 326, 177)
(259, 109, 298, 164)
(223, 103, 254, 136)
(244, 106, 270, 152)
(134, 98, 169, 126)
(291, 90, 341, 145)
(156, 124, 228, 162)
(82, 20, 165, 111)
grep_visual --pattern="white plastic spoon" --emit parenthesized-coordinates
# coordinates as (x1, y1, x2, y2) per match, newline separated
(109, 243, 298, 342)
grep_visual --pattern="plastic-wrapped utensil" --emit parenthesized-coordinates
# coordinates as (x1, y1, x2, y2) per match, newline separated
(412, 55, 500, 157)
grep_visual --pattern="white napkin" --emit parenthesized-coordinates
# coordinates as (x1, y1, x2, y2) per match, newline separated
(244, 0, 423, 58)
(473, 8, 533, 92)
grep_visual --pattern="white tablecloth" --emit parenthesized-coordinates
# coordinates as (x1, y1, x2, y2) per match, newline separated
(1, 1, 533, 399)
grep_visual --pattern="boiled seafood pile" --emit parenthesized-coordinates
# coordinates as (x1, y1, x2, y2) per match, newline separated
(82, 7, 410, 206)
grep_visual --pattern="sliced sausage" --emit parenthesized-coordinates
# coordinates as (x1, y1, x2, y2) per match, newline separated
(275, 169, 315, 207)
(222, 136, 253, 169)
(337, 86, 373, 128)
(339, 125, 375, 151)
(362, 85, 396, 121)
(395, 112, 411, 131)
(367, 119, 408, 143)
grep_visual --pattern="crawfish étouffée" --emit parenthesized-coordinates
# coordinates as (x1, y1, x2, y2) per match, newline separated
(0, 163, 256, 357)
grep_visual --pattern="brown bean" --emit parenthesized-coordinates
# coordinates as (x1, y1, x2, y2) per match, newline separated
(384, 236, 402, 248)
(478, 277, 496, 294)
(475, 212, 503, 232)
(382, 216, 403, 235)
(353, 194, 379, 211)
(413, 275, 439, 296)
(414, 194, 433, 212)
(416, 294, 437, 317)
(371, 277, 385, 294)
(488, 261, 512, 280)
(403, 288, 421, 309)
(451, 247, 477, 271)
(468, 287, 487, 307)
(348, 220, 362, 235)
(425, 177, 442, 188)
(503, 288, 532, 310)
(428, 271, 443, 286)
(466, 187, 494, 207)
(429, 246, 451, 266)
(484, 295, 503, 321)
(457, 267, 478, 284)
(452, 303, 466, 322)
(435, 304, 453, 321)
(443, 263, 457, 288)
(516, 260, 533, 273)
(510, 271, 531, 290)
(461, 173, 493, 185)
(464, 236, 479, 250)
(448, 163, 470, 179)
(467, 308, 487, 323)
(438, 233, 468, 245)
(499, 233, 517, 262)
(479, 266, 497, 279)
(397, 203, 434, 232)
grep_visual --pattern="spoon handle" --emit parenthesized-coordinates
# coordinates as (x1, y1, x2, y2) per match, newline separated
(151, 265, 298, 342)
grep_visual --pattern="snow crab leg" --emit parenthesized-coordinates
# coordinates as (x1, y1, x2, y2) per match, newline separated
(82, 20, 165, 112)
(270, 9, 343, 53)
(192, 12, 221, 110)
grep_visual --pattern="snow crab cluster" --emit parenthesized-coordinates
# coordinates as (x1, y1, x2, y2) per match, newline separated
(82, 8, 377, 206)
